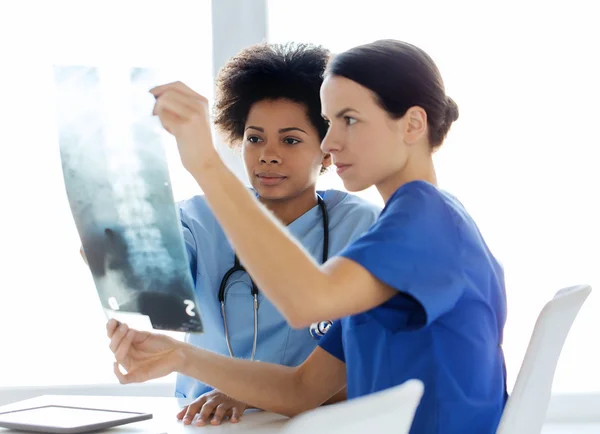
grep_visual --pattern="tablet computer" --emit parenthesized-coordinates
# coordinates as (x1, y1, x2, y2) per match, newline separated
(0, 405, 152, 433)
(53, 65, 203, 333)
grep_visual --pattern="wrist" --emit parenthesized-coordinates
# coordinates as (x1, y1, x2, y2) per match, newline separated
(173, 340, 190, 374)
(175, 342, 201, 377)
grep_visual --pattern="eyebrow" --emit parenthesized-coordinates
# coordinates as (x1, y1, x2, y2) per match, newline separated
(279, 127, 307, 134)
(245, 126, 308, 134)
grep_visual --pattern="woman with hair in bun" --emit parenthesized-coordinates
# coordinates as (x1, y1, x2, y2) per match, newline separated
(107, 39, 508, 434)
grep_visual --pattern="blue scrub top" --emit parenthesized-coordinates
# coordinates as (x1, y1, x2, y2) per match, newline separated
(175, 190, 381, 399)
(319, 181, 508, 434)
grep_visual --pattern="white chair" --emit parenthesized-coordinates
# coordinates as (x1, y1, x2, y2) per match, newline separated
(496, 284, 592, 434)
(280, 379, 424, 434)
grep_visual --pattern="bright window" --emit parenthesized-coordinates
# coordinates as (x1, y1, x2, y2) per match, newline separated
(0, 0, 212, 387)
(268, 0, 600, 394)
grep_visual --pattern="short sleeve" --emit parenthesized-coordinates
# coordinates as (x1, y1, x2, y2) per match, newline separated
(318, 320, 345, 363)
(340, 182, 464, 327)
(179, 209, 198, 285)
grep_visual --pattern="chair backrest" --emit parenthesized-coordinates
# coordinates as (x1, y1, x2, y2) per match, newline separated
(281, 379, 424, 434)
(496, 284, 592, 434)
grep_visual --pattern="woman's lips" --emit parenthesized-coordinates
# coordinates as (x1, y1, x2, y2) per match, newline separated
(335, 164, 352, 175)
(256, 173, 287, 186)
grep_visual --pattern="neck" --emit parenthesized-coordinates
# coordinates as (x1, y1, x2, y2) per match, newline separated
(259, 187, 318, 226)
(376, 151, 438, 203)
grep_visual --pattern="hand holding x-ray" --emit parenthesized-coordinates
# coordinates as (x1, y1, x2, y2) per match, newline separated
(150, 81, 219, 176)
(107, 319, 184, 384)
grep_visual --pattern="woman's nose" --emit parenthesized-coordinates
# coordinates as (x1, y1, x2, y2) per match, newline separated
(259, 143, 282, 164)
(320, 130, 341, 154)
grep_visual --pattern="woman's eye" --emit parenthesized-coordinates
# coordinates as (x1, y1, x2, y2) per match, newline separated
(345, 116, 357, 126)
(284, 138, 300, 145)
(247, 136, 262, 144)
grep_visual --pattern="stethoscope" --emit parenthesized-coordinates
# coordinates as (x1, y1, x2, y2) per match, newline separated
(218, 195, 332, 361)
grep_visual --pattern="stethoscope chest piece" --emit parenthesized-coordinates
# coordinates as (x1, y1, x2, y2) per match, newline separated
(309, 320, 333, 340)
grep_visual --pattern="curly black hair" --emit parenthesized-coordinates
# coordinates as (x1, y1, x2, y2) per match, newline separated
(213, 42, 330, 148)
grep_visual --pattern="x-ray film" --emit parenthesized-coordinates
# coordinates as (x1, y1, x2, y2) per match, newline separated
(55, 65, 203, 333)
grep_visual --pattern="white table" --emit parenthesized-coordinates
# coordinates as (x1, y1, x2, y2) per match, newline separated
(0, 395, 289, 433)
(1, 394, 598, 433)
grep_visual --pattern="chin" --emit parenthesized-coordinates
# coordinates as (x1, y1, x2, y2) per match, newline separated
(252, 184, 289, 201)
(341, 177, 372, 193)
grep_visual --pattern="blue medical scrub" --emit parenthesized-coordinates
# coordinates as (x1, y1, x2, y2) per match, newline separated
(175, 189, 381, 399)
(319, 181, 508, 434)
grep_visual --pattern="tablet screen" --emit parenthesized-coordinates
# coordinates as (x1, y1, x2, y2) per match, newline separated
(0, 405, 149, 430)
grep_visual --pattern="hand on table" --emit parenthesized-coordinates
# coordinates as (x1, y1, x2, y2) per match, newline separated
(177, 389, 249, 426)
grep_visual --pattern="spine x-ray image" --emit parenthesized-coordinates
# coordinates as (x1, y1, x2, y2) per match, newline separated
(55, 65, 203, 333)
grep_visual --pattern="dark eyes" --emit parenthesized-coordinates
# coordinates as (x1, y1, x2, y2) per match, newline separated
(246, 136, 301, 145)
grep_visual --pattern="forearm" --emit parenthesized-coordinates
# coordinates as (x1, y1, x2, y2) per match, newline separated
(177, 343, 316, 416)
(191, 156, 330, 327)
